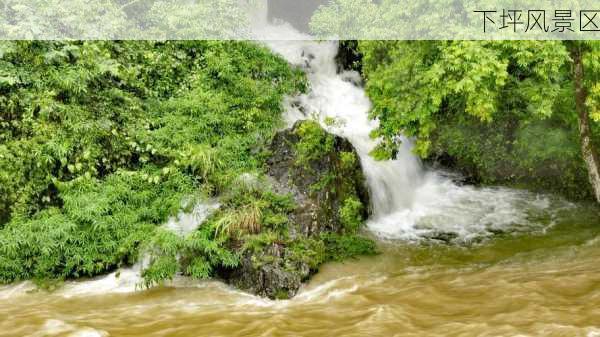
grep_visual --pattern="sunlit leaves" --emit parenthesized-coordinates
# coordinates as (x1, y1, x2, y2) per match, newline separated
(589, 83, 600, 122)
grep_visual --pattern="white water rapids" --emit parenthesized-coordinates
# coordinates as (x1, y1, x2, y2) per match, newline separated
(258, 21, 569, 243)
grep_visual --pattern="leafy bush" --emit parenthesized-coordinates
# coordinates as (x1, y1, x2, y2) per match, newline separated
(0, 40, 305, 284)
(293, 120, 335, 166)
(211, 178, 296, 239)
(356, 40, 600, 200)
(321, 233, 378, 261)
(339, 197, 365, 232)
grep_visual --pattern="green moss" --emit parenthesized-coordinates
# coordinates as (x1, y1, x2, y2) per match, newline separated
(274, 289, 291, 300)
(339, 197, 365, 232)
(321, 233, 378, 261)
(309, 171, 337, 194)
(242, 231, 280, 253)
(293, 120, 335, 167)
(323, 116, 337, 127)
(287, 238, 326, 270)
(340, 151, 358, 170)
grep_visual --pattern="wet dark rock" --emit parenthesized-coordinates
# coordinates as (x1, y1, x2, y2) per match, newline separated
(225, 243, 311, 299)
(266, 120, 371, 237)
(426, 152, 481, 186)
(223, 120, 372, 299)
(422, 231, 459, 244)
(335, 40, 362, 74)
(487, 227, 509, 235)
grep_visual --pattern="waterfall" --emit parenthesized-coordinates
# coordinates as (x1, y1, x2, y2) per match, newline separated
(258, 22, 562, 242)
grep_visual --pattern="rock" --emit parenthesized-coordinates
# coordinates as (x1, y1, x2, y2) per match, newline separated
(225, 243, 310, 299)
(222, 120, 372, 299)
(335, 40, 362, 74)
(422, 231, 459, 244)
(266, 120, 371, 237)
(425, 152, 481, 185)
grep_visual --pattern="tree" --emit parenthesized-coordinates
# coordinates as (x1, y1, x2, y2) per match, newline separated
(569, 42, 600, 202)
(0, 0, 250, 39)
(353, 40, 600, 201)
(310, 0, 600, 202)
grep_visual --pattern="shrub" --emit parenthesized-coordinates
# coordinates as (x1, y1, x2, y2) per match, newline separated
(339, 196, 365, 232)
(0, 40, 304, 284)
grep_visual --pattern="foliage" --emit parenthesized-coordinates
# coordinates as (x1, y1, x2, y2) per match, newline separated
(211, 176, 296, 238)
(242, 231, 281, 253)
(321, 233, 378, 261)
(339, 151, 358, 170)
(353, 40, 600, 199)
(430, 112, 592, 199)
(293, 120, 335, 166)
(309, 0, 597, 40)
(585, 42, 600, 122)
(0, 0, 251, 39)
(141, 225, 240, 287)
(339, 197, 365, 232)
(0, 38, 377, 289)
(0, 40, 304, 284)
(287, 238, 326, 270)
(359, 40, 570, 157)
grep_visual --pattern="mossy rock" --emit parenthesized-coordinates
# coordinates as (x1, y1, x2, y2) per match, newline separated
(267, 120, 371, 237)
(225, 243, 310, 299)
(221, 120, 375, 299)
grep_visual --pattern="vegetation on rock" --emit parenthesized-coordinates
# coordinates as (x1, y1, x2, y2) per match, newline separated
(224, 120, 376, 299)
(0, 40, 305, 284)
(0, 41, 376, 297)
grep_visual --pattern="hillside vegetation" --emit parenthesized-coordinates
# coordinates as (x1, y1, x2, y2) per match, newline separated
(0, 41, 306, 284)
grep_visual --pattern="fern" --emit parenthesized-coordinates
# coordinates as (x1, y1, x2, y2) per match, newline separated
(0, 40, 304, 284)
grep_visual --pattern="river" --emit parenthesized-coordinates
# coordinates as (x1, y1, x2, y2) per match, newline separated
(1, 17, 599, 337)
(1, 210, 599, 336)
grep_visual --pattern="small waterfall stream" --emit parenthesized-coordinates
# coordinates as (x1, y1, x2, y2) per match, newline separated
(259, 21, 569, 242)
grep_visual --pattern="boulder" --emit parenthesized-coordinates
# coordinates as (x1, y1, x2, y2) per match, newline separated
(223, 120, 372, 299)
(267, 120, 371, 237)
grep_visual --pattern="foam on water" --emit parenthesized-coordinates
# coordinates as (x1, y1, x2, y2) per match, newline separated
(0, 280, 36, 300)
(217, 274, 388, 309)
(163, 200, 220, 237)
(57, 201, 219, 298)
(259, 20, 566, 242)
(32, 319, 109, 337)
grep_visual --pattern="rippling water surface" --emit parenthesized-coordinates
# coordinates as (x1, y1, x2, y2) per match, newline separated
(1, 205, 599, 337)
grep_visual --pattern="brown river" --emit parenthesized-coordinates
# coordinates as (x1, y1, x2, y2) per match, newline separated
(1, 203, 599, 337)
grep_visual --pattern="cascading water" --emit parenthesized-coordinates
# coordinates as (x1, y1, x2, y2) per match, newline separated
(258, 22, 569, 242)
